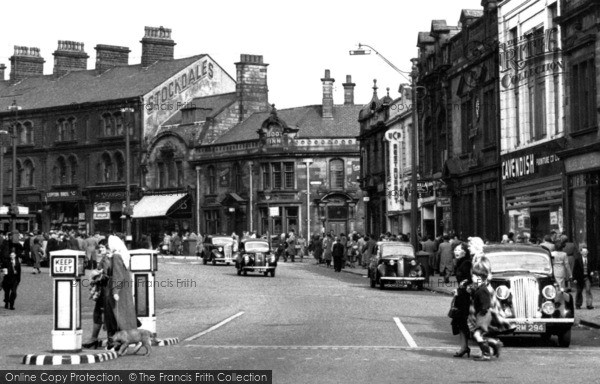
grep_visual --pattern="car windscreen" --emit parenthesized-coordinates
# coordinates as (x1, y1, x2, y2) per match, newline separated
(380, 245, 413, 257)
(212, 238, 234, 246)
(486, 251, 552, 274)
(244, 242, 270, 253)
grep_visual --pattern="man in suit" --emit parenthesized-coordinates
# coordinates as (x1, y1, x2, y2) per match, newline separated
(573, 244, 595, 310)
(437, 235, 454, 284)
(332, 236, 345, 272)
(2, 249, 21, 310)
(422, 235, 438, 276)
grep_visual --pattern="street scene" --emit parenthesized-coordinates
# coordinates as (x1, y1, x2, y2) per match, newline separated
(2, 0, 600, 382)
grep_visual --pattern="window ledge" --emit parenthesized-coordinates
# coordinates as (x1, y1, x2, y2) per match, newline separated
(17, 143, 34, 148)
(17, 186, 36, 191)
(95, 181, 125, 186)
(54, 140, 78, 145)
(569, 126, 598, 138)
(98, 135, 125, 141)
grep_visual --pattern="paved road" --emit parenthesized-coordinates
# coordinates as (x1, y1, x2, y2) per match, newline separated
(2, 261, 600, 383)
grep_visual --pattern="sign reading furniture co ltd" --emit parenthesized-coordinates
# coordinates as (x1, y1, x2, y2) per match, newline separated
(502, 153, 560, 181)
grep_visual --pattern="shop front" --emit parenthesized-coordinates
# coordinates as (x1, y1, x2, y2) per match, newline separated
(43, 189, 87, 233)
(132, 193, 193, 247)
(501, 144, 564, 242)
(89, 189, 139, 236)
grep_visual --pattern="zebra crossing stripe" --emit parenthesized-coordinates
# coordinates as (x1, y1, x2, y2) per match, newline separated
(22, 351, 118, 365)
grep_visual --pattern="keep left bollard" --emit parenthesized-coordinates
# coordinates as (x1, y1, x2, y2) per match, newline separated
(50, 250, 86, 352)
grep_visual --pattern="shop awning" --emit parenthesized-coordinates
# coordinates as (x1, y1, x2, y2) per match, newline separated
(132, 193, 187, 219)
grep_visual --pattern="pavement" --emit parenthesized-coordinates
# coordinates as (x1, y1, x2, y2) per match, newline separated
(307, 261, 600, 329)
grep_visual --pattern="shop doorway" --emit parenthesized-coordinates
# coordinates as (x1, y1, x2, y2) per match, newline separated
(328, 221, 347, 236)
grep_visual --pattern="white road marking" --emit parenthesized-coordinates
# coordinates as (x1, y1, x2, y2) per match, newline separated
(184, 311, 245, 341)
(393, 317, 418, 348)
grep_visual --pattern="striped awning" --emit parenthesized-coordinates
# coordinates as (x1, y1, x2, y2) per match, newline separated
(132, 193, 187, 219)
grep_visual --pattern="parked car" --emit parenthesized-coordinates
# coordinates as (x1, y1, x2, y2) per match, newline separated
(236, 238, 277, 277)
(201, 235, 238, 265)
(483, 244, 575, 347)
(368, 241, 424, 290)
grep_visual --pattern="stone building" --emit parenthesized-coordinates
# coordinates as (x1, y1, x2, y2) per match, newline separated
(0, 26, 236, 235)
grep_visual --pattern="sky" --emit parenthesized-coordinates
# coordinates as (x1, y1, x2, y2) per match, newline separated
(1, 0, 482, 109)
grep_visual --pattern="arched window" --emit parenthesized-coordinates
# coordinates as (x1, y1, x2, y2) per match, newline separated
(329, 159, 344, 189)
(17, 121, 34, 145)
(176, 160, 184, 188)
(54, 157, 67, 185)
(114, 152, 125, 181)
(157, 162, 166, 188)
(57, 119, 66, 141)
(16, 160, 23, 188)
(114, 112, 124, 136)
(23, 159, 34, 187)
(68, 117, 76, 141)
(102, 113, 114, 136)
(232, 163, 242, 192)
(207, 166, 216, 194)
(68, 155, 78, 184)
(101, 153, 113, 182)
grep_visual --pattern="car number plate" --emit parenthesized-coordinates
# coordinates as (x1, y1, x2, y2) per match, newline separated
(514, 323, 546, 333)
(391, 281, 409, 287)
(258, 268, 266, 272)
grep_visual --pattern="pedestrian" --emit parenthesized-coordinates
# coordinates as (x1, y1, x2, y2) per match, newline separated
(104, 236, 138, 350)
(83, 242, 110, 349)
(2, 249, 21, 310)
(540, 235, 555, 252)
(468, 256, 502, 361)
(551, 239, 572, 290)
(561, 235, 577, 283)
(310, 234, 323, 264)
(332, 236, 345, 272)
(171, 231, 182, 256)
(297, 234, 306, 262)
(422, 235, 438, 276)
(286, 230, 297, 262)
(323, 235, 333, 268)
(31, 238, 43, 274)
(85, 233, 99, 270)
(573, 244, 595, 310)
(450, 242, 472, 358)
(161, 232, 171, 255)
(437, 235, 454, 284)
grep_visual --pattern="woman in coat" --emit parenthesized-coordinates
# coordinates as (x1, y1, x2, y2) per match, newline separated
(450, 242, 472, 357)
(103, 235, 138, 349)
(31, 238, 43, 274)
(322, 235, 333, 268)
(551, 240, 572, 290)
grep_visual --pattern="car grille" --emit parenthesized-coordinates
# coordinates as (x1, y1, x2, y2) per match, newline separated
(224, 247, 232, 259)
(511, 276, 539, 318)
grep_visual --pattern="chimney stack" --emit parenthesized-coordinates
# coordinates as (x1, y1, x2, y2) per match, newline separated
(141, 26, 175, 67)
(321, 69, 335, 119)
(95, 44, 130, 72)
(0, 64, 6, 81)
(481, 0, 498, 12)
(10, 46, 45, 81)
(53, 40, 89, 76)
(235, 54, 269, 122)
(342, 75, 355, 105)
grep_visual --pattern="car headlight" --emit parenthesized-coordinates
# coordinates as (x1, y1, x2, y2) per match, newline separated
(542, 285, 556, 300)
(218, 247, 223, 252)
(495, 285, 511, 300)
(388, 260, 395, 266)
(270, 255, 276, 263)
(244, 255, 250, 263)
(542, 301, 555, 315)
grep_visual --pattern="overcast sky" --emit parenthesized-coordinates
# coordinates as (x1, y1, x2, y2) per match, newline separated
(1, 0, 482, 109)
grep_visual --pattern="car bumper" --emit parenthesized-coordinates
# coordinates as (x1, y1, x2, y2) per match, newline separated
(242, 266, 276, 271)
(380, 277, 425, 282)
(214, 257, 235, 263)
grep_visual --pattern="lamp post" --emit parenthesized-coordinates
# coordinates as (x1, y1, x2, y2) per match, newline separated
(349, 44, 419, 251)
(265, 194, 271, 247)
(121, 107, 135, 249)
(0, 129, 7, 209)
(7, 100, 21, 233)
(303, 159, 313, 241)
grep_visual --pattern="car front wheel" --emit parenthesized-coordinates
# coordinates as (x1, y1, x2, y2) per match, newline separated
(557, 329, 571, 348)
(237, 268, 242, 276)
(370, 274, 376, 288)
(378, 275, 385, 290)
(270, 269, 276, 278)
(202, 255, 207, 265)
(212, 258, 217, 266)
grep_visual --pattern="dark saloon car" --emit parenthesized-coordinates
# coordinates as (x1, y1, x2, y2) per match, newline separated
(236, 239, 277, 277)
(368, 241, 424, 290)
(201, 235, 238, 265)
(483, 244, 575, 347)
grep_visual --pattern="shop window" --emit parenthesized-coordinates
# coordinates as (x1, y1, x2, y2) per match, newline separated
(571, 58, 597, 133)
(330, 159, 344, 189)
(207, 166, 216, 194)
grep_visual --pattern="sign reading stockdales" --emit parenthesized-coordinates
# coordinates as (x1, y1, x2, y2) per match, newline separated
(499, 27, 564, 90)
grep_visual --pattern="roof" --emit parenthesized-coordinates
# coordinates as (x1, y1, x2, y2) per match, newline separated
(460, 9, 484, 19)
(418, 32, 435, 45)
(0, 55, 205, 111)
(483, 244, 551, 255)
(431, 20, 450, 32)
(212, 104, 363, 144)
(162, 92, 237, 125)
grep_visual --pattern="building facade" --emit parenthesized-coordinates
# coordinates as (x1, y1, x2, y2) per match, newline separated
(498, 0, 566, 242)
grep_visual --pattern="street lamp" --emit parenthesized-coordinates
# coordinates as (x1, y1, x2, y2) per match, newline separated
(121, 107, 135, 249)
(7, 100, 21, 233)
(264, 194, 272, 247)
(349, 44, 420, 251)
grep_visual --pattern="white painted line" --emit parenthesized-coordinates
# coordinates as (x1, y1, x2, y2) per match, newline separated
(184, 311, 245, 341)
(393, 317, 418, 348)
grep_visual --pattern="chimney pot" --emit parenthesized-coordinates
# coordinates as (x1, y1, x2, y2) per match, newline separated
(0, 64, 6, 81)
(321, 69, 335, 119)
(141, 26, 176, 67)
(10, 45, 45, 81)
(53, 40, 89, 76)
(342, 74, 356, 105)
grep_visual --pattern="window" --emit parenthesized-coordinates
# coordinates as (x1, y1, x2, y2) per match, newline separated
(101, 153, 113, 182)
(17, 121, 33, 145)
(529, 81, 546, 141)
(102, 113, 114, 136)
(571, 58, 597, 132)
(68, 156, 77, 184)
(176, 161, 184, 188)
(207, 166, 216, 194)
(483, 89, 496, 146)
(54, 157, 67, 185)
(22, 159, 34, 187)
(423, 117, 433, 172)
(461, 99, 472, 154)
(284, 162, 294, 189)
(204, 210, 220, 234)
(272, 163, 282, 189)
(330, 159, 344, 189)
(115, 152, 125, 182)
(114, 112, 124, 136)
(261, 163, 270, 190)
(16, 160, 23, 188)
(68, 117, 76, 140)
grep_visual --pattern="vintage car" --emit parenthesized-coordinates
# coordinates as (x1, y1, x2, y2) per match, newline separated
(236, 239, 277, 277)
(368, 241, 424, 290)
(201, 235, 238, 265)
(483, 244, 575, 347)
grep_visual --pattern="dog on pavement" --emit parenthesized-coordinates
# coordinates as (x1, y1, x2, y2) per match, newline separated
(111, 329, 155, 356)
